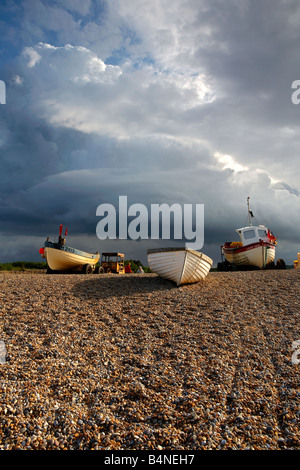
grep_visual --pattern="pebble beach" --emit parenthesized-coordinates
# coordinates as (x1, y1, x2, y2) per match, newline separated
(0, 269, 299, 451)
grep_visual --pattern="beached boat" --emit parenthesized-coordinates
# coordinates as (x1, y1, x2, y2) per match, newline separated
(147, 247, 213, 286)
(221, 197, 276, 269)
(39, 225, 99, 273)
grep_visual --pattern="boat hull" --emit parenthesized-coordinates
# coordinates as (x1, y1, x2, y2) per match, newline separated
(147, 247, 213, 286)
(44, 241, 99, 272)
(222, 241, 275, 269)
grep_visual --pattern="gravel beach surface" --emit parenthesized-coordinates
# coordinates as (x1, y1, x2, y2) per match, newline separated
(0, 269, 299, 450)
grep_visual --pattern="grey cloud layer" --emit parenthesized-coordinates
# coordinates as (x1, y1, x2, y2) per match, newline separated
(0, 0, 299, 263)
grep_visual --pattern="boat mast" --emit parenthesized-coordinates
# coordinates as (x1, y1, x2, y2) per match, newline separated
(247, 196, 252, 226)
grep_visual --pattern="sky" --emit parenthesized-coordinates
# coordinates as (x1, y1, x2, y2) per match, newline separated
(0, 0, 300, 266)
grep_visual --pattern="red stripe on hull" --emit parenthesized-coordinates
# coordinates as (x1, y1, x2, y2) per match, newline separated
(223, 241, 275, 255)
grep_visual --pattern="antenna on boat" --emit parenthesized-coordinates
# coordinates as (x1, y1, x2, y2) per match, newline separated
(247, 196, 254, 226)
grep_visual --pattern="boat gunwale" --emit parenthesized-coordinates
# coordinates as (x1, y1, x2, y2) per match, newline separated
(222, 240, 276, 255)
(45, 241, 99, 260)
(147, 247, 212, 261)
(147, 247, 187, 254)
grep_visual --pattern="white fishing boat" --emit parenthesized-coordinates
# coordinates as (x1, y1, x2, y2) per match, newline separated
(39, 225, 99, 273)
(221, 197, 277, 269)
(147, 247, 213, 286)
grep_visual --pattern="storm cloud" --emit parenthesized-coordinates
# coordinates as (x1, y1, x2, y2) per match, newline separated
(0, 0, 299, 264)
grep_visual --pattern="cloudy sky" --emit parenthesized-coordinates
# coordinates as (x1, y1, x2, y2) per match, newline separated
(0, 0, 300, 265)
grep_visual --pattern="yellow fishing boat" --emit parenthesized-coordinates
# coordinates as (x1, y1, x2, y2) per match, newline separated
(39, 225, 99, 273)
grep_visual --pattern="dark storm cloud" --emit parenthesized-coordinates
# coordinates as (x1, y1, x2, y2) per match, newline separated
(0, 0, 299, 264)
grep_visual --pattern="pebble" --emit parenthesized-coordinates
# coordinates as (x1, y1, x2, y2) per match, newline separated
(0, 269, 299, 450)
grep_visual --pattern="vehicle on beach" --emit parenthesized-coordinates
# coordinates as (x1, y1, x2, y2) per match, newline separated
(147, 247, 213, 286)
(39, 225, 99, 273)
(220, 197, 277, 270)
(98, 252, 125, 274)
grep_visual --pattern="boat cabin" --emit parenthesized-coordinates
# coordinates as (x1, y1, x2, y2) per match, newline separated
(236, 225, 270, 246)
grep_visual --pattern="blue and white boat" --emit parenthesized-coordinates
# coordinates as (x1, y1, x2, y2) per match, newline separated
(39, 225, 99, 273)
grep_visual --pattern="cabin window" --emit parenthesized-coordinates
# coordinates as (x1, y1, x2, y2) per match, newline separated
(258, 229, 267, 238)
(243, 229, 255, 239)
